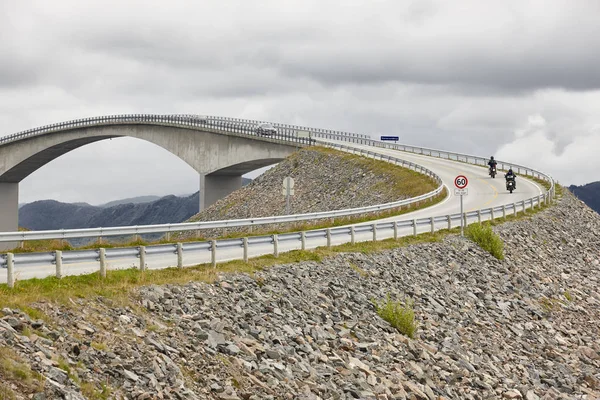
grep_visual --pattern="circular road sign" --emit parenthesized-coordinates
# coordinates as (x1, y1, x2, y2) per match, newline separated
(454, 175, 468, 189)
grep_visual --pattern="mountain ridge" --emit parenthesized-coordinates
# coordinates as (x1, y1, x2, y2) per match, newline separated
(18, 178, 252, 230)
(568, 181, 600, 214)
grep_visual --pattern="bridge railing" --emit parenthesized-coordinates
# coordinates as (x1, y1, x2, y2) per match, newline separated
(0, 114, 318, 147)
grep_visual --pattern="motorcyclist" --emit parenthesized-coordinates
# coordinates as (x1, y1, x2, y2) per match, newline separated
(505, 168, 516, 189)
(488, 156, 498, 176)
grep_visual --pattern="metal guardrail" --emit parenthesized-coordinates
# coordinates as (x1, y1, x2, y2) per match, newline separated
(0, 114, 316, 147)
(0, 196, 546, 280)
(0, 142, 444, 243)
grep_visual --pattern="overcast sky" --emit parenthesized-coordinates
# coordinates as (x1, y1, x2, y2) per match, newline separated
(2, 0, 600, 205)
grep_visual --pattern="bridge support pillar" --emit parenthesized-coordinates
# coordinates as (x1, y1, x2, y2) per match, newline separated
(199, 174, 242, 211)
(0, 183, 19, 251)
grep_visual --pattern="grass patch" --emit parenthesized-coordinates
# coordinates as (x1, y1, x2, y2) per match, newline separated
(81, 382, 112, 400)
(539, 296, 568, 313)
(563, 290, 572, 302)
(348, 262, 368, 278)
(0, 347, 44, 394)
(465, 223, 504, 260)
(373, 294, 418, 338)
(91, 341, 108, 351)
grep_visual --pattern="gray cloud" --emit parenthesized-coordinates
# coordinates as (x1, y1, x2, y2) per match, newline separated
(1, 0, 600, 204)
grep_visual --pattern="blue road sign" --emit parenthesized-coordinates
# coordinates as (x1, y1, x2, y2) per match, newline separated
(380, 136, 399, 141)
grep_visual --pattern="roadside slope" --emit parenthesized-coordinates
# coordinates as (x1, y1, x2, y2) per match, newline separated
(181, 146, 439, 238)
(0, 191, 598, 399)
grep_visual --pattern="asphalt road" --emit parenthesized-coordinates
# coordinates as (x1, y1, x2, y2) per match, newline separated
(1, 141, 543, 283)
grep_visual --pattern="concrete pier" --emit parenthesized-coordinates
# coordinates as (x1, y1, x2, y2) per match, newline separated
(0, 183, 19, 251)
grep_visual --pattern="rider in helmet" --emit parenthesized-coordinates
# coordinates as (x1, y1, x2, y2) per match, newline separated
(505, 168, 516, 189)
(488, 156, 498, 176)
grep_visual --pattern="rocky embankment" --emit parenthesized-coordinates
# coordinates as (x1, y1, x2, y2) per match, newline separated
(179, 146, 437, 239)
(1, 192, 599, 399)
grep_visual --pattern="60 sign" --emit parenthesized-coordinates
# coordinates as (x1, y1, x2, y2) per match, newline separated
(454, 175, 468, 189)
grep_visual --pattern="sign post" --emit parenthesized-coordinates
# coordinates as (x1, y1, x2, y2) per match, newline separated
(282, 177, 295, 214)
(454, 175, 468, 236)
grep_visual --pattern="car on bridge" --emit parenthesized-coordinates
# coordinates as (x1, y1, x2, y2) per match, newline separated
(254, 123, 278, 137)
(178, 114, 208, 124)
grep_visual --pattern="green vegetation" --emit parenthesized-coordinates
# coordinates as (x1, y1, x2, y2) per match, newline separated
(91, 341, 108, 351)
(465, 222, 504, 260)
(0, 347, 44, 395)
(81, 382, 112, 400)
(373, 294, 418, 338)
(348, 262, 368, 278)
(312, 146, 438, 197)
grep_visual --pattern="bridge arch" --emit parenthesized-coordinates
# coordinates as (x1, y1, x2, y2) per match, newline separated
(0, 122, 301, 247)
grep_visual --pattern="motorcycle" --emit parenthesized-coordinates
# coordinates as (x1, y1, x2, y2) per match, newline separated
(489, 165, 497, 178)
(506, 178, 515, 193)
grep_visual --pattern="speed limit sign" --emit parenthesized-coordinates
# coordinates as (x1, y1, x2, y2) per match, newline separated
(454, 175, 468, 189)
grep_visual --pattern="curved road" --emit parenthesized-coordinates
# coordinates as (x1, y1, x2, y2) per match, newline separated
(2, 141, 543, 283)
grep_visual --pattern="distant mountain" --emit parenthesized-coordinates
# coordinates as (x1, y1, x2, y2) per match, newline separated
(101, 195, 161, 208)
(18, 177, 253, 231)
(19, 193, 200, 230)
(568, 182, 600, 214)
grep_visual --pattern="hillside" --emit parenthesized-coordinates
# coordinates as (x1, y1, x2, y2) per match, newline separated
(0, 192, 598, 399)
(18, 194, 200, 230)
(183, 146, 439, 238)
(568, 181, 600, 214)
(100, 195, 162, 208)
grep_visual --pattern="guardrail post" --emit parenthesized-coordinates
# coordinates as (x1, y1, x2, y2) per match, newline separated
(538, 195, 542, 208)
(446, 215, 451, 230)
(165, 232, 171, 241)
(477, 210, 481, 224)
(412, 219, 417, 236)
(176, 243, 183, 268)
(502, 205, 506, 218)
(350, 226, 355, 244)
(242, 238, 249, 262)
(300, 232, 306, 250)
(326, 229, 332, 248)
(99, 248, 106, 278)
(55, 250, 62, 279)
(513, 202, 517, 216)
(430, 217, 435, 233)
(491, 208, 495, 220)
(139, 246, 146, 271)
(393, 221, 398, 240)
(211, 240, 217, 267)
(273, 234, 279, 257)
(372, 224, 377, 242)
(6, 253, 14, 289)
